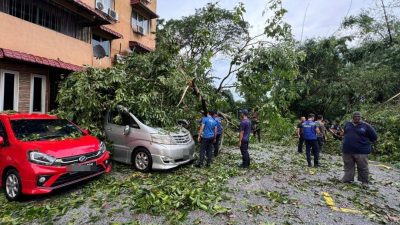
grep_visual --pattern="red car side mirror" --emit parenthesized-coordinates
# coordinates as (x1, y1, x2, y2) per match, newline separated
(82, 129, 90, 135)
(0, 136, 4, 145)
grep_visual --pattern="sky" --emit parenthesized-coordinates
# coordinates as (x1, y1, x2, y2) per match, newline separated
(158, 0, 379, 41)
(156, 0, 379, 99)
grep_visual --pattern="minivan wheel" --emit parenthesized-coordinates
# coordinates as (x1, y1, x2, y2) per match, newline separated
(132, 148, 152, 172)
(4, 169, 22, 201)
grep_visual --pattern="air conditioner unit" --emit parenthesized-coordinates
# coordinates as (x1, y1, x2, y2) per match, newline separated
(108, 8, 118, 20)
(137, 26, 144, 35)
(95, 0, 104, 10)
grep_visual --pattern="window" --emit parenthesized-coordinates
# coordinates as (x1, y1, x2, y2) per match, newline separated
(0, 70, 19, 112)
(109, 110, 139, 128)
(132, 11, 150, 35)
(11, 119, 84, 141)
(0, 0, 91, 42)
(0, 121, 9, 145)
(30, 75, 46, 113)
(92, 34, 111, 57)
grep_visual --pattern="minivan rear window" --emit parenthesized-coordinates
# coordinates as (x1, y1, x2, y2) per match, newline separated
(11, 119, 84, 141)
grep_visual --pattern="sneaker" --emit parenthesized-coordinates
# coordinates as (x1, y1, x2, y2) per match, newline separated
(314, 164, 320, 168)
(307, 163, 312, 167)
(239, 164, 249, 169)
(361, 182, 369, 189)
(341, 180, 354, 184)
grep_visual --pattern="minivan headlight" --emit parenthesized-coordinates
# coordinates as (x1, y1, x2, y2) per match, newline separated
(98, 141, 106, 155)
(29, 152, 56, 166)
(151, 134, 176, 145)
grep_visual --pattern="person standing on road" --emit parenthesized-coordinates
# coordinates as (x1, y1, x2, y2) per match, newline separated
(251, 108, 261, 143)
(315, 115, 326, 153)
(238, 110, 252, 168)
(341, 111, 378, 184)
(329, 119, 343, 141)
(195, 110, 217, 168)
(302, 114, 320, 167)
(212, 111, 223, 157)
(296, 116, 306, 153)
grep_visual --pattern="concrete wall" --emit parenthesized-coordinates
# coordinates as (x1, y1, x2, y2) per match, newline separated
(0, 12, 93, 67)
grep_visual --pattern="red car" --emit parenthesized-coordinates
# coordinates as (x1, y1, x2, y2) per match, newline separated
(0, 113, 111, 201)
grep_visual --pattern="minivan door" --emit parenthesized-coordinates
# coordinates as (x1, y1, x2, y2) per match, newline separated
(105, 109, 139, 164)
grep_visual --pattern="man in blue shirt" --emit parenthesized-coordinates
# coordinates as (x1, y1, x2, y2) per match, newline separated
(195, 110, 217, 168)
(239, 110, 252, 168)
(342, 111, 378, 184)
(302, 113, 320, 167)
(212, 111, 223, 157)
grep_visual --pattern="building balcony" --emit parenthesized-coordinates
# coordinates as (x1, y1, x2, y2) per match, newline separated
(130, 0, 158, 19)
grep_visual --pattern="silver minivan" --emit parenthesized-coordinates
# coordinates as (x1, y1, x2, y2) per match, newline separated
(104, 106, 195, 172)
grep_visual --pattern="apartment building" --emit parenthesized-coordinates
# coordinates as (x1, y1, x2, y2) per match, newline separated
(0, 0, 157, 113)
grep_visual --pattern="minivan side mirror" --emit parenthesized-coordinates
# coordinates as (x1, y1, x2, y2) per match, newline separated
(0, 136, 4, 146)
(82, 129, 90, 135)
(123, 125, 130, 135)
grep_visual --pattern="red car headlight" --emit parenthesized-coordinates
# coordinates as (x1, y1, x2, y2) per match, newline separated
(28, 151, 56, 166)
(97, 141, 107, 156)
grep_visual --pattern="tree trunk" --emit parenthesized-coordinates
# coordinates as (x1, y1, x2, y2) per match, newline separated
(190, 79, 208, 116)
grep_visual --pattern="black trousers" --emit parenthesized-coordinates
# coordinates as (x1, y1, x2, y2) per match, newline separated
(298, 137, 305, 153)
(213, 134, 222, 157)
(317, 136, 325, 152)
(240, 140, 250, 167)
(199, 137, 213, 165)
(253, 129, 261, 142)
(305, 140, 319, 166)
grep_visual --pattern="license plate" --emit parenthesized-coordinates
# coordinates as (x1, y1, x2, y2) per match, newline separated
(67, 162, 97, 172)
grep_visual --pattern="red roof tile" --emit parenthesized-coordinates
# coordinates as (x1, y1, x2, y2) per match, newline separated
(0, 48, 83, 71)
(99, 25, 123, 39)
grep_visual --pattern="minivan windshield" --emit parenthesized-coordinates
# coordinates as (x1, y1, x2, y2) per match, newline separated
(11, 119, 84, 141)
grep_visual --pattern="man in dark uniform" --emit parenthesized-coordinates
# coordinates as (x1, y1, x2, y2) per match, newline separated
(251, 108, 261, 142)
(315, 115, 326, 152)
(342, 111, 378, 184)
(238, 110, 251, 168)
(329, 119, 343, 141)
(296, 116, 306, 153)
(212, 111, 223, 157)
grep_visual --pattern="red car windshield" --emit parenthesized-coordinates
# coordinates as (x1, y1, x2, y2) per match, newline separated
(10, 119, 84, 141)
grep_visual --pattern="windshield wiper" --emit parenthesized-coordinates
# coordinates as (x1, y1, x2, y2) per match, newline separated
(39, 135, 64, 140)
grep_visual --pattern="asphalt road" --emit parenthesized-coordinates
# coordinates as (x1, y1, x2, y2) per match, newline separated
(49, 143, 400, 225)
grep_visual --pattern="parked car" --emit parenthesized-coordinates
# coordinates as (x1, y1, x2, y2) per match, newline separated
(0, 113, 111, 201)
(104, 106, 195, 172)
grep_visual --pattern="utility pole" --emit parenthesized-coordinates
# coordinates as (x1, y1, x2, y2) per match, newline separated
(380, 0, 393, 44)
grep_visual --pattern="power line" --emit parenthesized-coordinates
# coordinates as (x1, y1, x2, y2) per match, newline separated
(330, 0, 353, 37)
(300, 0, 311, 43)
